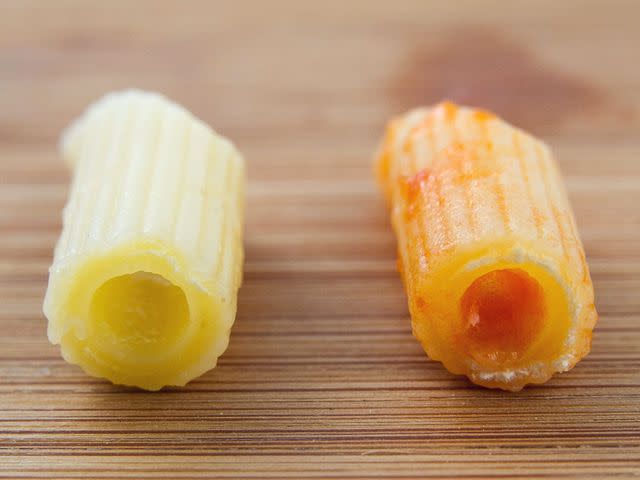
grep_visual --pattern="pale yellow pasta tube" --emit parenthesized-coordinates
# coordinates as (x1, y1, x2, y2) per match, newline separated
(43, 90, 245, 390)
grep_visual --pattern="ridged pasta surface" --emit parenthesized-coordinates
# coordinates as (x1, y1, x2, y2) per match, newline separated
(44, 90, 245, 390)
(376, 102, 597, 390)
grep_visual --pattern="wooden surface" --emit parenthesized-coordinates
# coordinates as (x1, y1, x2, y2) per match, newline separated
(1, 1, 639, 478)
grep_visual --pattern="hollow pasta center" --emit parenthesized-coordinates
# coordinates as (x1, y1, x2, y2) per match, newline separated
(460, 268, 546, 365)
(88, 271, 190, 358)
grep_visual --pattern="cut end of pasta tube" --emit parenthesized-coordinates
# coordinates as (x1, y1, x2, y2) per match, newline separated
(414, 245, 581, 390)
(44, 90, 245, 390)
(376, 102, 597, 391)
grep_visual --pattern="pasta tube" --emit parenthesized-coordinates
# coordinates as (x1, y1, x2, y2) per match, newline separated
(43, 90, 245, 390)
(375, 102, 597, 390)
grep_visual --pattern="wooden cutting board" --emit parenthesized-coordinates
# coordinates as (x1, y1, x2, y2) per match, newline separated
(1, 1, 639, 477)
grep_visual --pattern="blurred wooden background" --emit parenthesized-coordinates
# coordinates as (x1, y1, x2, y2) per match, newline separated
(1, 0, 639, 478)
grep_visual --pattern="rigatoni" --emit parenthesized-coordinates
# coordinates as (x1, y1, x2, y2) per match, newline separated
(43, 90, 245, 390)
(375, 102, 597, 390)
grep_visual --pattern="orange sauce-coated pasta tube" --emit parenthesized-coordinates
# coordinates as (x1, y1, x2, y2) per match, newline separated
(375, 102, 597, 390)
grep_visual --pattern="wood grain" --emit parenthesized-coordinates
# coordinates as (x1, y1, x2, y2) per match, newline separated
(1, 0, 639, 478)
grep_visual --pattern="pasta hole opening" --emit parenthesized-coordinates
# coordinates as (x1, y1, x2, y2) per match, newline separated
(460, 268, 546, 366)
(88, 271, 190, 357)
